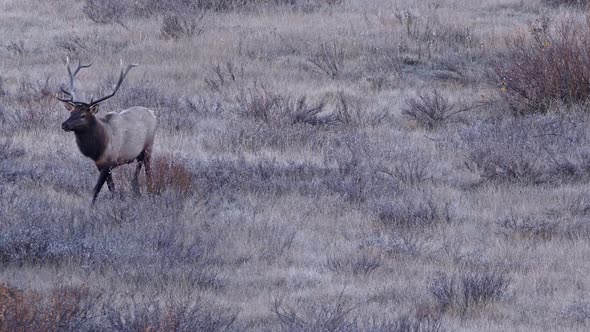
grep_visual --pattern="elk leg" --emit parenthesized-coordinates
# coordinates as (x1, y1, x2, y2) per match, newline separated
(97, 164, 115, 193)
(92, 167, 111, 205)
(144, 148, 153, 193)
(106, 173, 115, 193)
(133, 159, 144, 197)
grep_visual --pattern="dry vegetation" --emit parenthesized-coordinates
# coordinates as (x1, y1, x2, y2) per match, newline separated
(3, 0, 590, 330)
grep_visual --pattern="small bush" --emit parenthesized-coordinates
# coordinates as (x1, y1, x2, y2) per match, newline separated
(325, 251, 383, 276)
(308, 42, 346, 79)
(235, 89, 346, 127)
(272, 291, 356, 331)
(103, 296, 237, 331)
(460, 112, 590, 184)
(377, 195, 455, 230)
(54, 35, 89, 58)
(293, 93, 358, 126)
(377, 151, 432, 187)
(366, 231, 429, 257)
(151, 154, 195, 197)
(323, 135, 376, 204)
(493, 17, 590, 114)
(498, 215, 560, 240)
(430, 270, 510, 316)
(5, 40, 26, 57)
(236, 87, 283, 124)
(499, 205, 590, 241)
(290, 96, 327, 125)
(403, 90, 473, 130)
(364, 313, 446, 332)
(204, 61, 245, 93)
(365, 45, 404, 78)
(431, 55, 473, 84)
(160, 14, 207, 40)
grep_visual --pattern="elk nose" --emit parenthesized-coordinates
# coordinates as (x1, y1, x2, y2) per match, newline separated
(61, 122, 70, 131)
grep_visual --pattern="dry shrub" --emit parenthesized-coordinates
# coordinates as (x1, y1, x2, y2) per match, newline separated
(104, 296, 237, 331)
(429, 270, 510, 317)
(151, 154, 194, 197)
(377, 194, 455, 230)
(0, 284, 97, 332)
(236, 88, 355, 128)
(54, 34, 89, 58)
(325, 250, 383, 276)
(272, 291, 356, 331)
(291, 96, 327, 125)
(0, 284, 26, 330)
(5, 40, 27, 57)
(307, 42, 346, 79)
(403, 90, 470, 130)
(204, 61, 245, 93)
(460, 112, 590, 185)
(378, 151, 432, 187)
(160, 14, 207, 40)
(494, 16, 590, 114)
(236, 87, 283, 124)
(498, 201, 590, 241)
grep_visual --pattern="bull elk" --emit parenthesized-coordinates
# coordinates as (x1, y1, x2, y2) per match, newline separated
(58, 58, 157, 205)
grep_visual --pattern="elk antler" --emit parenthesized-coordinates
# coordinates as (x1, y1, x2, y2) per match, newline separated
(57, 56, 92, 103)
(90, 60, 138, 105)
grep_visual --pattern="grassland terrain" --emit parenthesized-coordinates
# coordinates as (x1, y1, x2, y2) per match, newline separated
(3, 0, 590, 330)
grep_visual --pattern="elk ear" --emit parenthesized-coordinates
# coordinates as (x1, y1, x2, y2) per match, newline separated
(89, 104, 99, 115)
(63, 101, 76, 112)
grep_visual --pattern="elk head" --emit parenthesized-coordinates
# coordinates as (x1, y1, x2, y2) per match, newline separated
(58, 58, 137, 132)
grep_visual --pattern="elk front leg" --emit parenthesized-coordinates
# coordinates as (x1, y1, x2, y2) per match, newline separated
(106, 173, 115, 193)
(92, 167, 111, 205)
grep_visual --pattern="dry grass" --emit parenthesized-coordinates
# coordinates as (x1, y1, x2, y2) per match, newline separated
(2, 0, 590, 330)
(150, 154, 195, 197)
(493, 15, 590, 114)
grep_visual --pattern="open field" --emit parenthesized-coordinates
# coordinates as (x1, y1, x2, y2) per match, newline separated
(3, 0, 590, 330)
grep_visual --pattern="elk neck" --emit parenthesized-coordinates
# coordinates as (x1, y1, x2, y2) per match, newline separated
(74, 116, 108, 162)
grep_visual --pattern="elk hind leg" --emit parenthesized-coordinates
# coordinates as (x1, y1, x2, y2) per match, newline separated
(106, 173, 115, 193)
(133, 151, 145, 197)
(144, 148, 153, 194)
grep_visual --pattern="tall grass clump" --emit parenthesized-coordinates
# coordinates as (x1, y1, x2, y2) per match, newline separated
(151, 154, 195, 197)
(429, 270, 510, 317)
(494, 16, 590, 114)
(542, 0, 588, 7)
